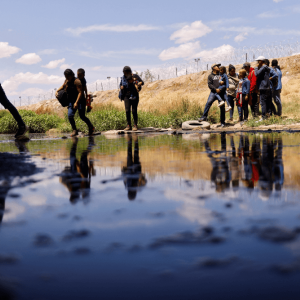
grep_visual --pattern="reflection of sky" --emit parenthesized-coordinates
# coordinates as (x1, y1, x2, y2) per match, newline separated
(1, 135, 300, 299)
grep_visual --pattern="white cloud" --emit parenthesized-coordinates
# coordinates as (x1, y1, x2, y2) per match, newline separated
(65, 24, 160, 36)
(91, 66, 102, 71)
(170, 21, 212, 44)
(258, 11, 284, 18)
(42, 58, 65, 69)
(0, 42, 21, 58)
(2, 72, 64, 93)
(159, 41, 201, 61)
(38, 49, 57, 55)
(16, 53, 42, 65)
(273, 0, 283, 2)
(234, 32, 249, 42)
(60, 63, 73, 70)
(194, 44, 235, 62)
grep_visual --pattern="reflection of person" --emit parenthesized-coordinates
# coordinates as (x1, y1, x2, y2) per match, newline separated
(273, 137, 284, 191)
(238, 135, 253, 189)
(122, 135, 147, 200)
(229, 136, 239, 189)
(205, 132, 230, 192)
(60, 137, 95, 203)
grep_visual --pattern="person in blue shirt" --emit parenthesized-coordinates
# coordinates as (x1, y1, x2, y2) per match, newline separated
(271, 59, 282, 116)
(264, 59, 278, 116)
(236, 69, 250, 124)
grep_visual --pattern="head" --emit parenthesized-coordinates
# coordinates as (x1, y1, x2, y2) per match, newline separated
(243, 62, 251, 73)
(219, 66, 227, 75)
(229, 64, 236, 76)
(264, 59, 270, 67)
(123, 66, 132, 80)
(239, 69, 247, 79)
(255, 56, 266, 67)
(77, 68, 85, 80)
(211, 63, 221, 74)
(272, 59, 279, 68)
(64, 69, 75, 81)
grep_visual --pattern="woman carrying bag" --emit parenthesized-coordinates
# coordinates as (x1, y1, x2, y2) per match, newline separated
(56, 69, 94, 137)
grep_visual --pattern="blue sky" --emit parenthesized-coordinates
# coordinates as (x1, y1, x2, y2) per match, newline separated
(0, 0, 299, 99)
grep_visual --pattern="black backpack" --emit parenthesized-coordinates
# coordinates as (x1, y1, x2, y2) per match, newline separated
(56, 90, 68, 107)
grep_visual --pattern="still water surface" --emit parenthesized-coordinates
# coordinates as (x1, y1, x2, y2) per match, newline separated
(0, 132, 300, 300)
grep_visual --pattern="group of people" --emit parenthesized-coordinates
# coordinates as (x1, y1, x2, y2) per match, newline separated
(199, 56, 283, 126)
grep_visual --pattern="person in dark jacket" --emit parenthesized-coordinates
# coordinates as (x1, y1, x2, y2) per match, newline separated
(271, 59, 283, 116)
(120, 66, 144, 131)
(0, 83, 29, 138)
(254, 56, 271, 121)
(264, 59, 278, 116)
(56, 69, 94, 137)
(199, 63, 226, 127)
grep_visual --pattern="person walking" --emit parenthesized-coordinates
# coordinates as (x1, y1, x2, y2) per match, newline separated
(0, 84, 29, 138)
(254, 56, 271, 121)
(243, 62, 259, 118)
(56, 69, 94, 137)
(227, 65, 239, 121)
(199, 63, 226, 127)
(236, 69, 250, 124)
(119, 66, 144, 131)
(271, 59, 282, 116)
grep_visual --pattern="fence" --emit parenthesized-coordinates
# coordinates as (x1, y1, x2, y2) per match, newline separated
(5, 39, 300, 108)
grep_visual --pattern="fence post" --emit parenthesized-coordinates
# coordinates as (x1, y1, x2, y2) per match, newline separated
(246, 53, 248, 62)
(207, 64, 208, 70)
(186, 68, 187, 75)
(158, 75, 159, 80)
(176, 67, 177, 77)
(101, 83, 103, 91)
(96, 82, 98, 91)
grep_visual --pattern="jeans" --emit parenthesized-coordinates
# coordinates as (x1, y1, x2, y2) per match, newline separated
(202, 92, 226, 124)
(250, 92, 259, 117)
(272, 90, 282, 116)
(227, 95, 235, 119)
(259, 90, 271, 119)
(124, 96, 139, 126)
(68, 100, 93, 131)
(0, 83, 25, 127)
(237, 95, 249, 121)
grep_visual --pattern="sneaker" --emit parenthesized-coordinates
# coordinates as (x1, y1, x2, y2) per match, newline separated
(218, 101, 225, 107)
(70, 130, 78, 137)
(229, 118, 233, 122)
(225, 106, 232, 113)
(132, 125, 138, 131)
(88, 127, 95, 136)
(198, 116, 207, 122)
(124, 125, 132, 131)
(221, 124, 226, 128)
(256, 118, 264, 123)
(15, 125, 29, 138)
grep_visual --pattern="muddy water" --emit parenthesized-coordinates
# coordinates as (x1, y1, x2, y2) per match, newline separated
(0, 132, 300, 299)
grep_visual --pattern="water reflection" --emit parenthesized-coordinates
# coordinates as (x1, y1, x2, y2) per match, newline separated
(204, 134, 284, 199)
(60, 137, 96, 204)
(122, 135, 147, 200)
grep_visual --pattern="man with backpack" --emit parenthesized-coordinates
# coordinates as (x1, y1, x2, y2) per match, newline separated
(271, 59, 282, 116)
(264, 59, 278, 116)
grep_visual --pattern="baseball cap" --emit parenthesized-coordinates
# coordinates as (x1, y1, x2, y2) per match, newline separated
(243, 62, 251, 67)
(211, 63, 221, 69)
(255, 56, 266, 61)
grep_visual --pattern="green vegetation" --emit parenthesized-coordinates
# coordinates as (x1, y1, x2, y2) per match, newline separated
(0, 100, 206, 133)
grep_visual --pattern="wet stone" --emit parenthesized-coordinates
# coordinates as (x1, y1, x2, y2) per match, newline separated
(0, 254, 20, 265)
(62, 229, 90, 242)
(258, 226, 297, 243)
(34, 234, 54, 247)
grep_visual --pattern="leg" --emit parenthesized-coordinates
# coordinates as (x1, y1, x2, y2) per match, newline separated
(266, 90, 273, 116)
(243, 97, 249, 121)
(0, 84, 25, 127)
(259, 91, 268, 119)
(78, 101, 93, 129)
(224, 93, 231, 107)
(124, 97, 132, 127)
(220, 105, 225, 125)
(131, 99, 139, 126)
(202, 93, 218, 117)
(227, 95, 235, 119)
(250, 92, 258, 117)
(238, 106, 243, 121)
(273, 90, 282, 116)
(68, 104, 77, 130)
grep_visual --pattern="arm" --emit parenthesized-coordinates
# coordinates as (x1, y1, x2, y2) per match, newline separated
(225, 75, 229, 89)
(249, 71, 257, 93)
(208, 75, 216, 93)
(270, 68, 278, 80)
(254, 65, 268, 77)
(84, 86, 88, 98)
(134, 75, 144, 86)
(55, 83, 65, 96)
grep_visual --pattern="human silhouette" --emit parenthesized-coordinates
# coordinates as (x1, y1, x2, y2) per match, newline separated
(122, 135, 147, 200)
(60, 137, 95, 203)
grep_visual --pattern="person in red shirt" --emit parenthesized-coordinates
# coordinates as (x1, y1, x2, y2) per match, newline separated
(244, 63, 259, 118)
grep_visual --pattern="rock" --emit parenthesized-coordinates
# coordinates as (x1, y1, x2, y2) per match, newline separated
(33, 234, 54, 247)
(46, 128, 62, 135)
(258, 226, 297, 243)
(182, 120, 210, 130)
(103, 130, 125, 135)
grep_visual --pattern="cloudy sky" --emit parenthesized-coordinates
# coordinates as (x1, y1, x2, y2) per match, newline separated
(0, 0, 299, 100)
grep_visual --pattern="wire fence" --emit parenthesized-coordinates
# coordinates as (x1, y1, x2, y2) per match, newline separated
(5, 39, 300, 108)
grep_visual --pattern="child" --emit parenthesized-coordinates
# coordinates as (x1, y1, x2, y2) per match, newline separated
(218, 66, 232, 113)
(236, 69, 250, 124)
